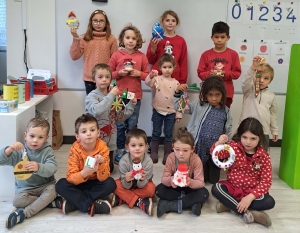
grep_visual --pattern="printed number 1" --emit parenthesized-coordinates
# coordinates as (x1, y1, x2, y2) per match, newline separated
(287, 9, 296, 23)
(249, 6, 254, 20)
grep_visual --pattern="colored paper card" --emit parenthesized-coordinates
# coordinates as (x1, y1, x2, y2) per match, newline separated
(243, 1, 257, 24)
(228, 0, 243, 23)
(283, 1, 298, 26)
(257, 1, 270, 24)
(253, 40, 271, 64)
(270, 2, 284, 25)
(234, 38, 254, 66)
(270, 40, 290, 67)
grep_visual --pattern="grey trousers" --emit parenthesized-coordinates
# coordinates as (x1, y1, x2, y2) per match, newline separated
(13, 183, 57, 218)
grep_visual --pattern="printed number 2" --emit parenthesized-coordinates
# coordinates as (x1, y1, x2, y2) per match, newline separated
(287, 9, 296, 23)
(273, 7, 282, 22)
(259, 6, 269, 21)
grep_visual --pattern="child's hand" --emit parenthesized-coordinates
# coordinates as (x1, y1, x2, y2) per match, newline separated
(5, 142, 24, 155)
(150, 38, 159, 54)
(176, 84, 188, 93)
(25, 161, 39, 172)
(171, 176, 177, 188)
(130, 96, 137, 104)
(118, 69, 129, 77)
(94, 154, 104, 164)
(110, 86, 119, 95)
(272, 135, 278, 142)
(251, 56, 261, 71)
(129, 69, 141, 77)
(237, 193, 256, 213)
(125, 171, 134, 182)
(139, 169, 146, 181)
(81, 164, 99, 178)
(175, 118, 181, 123)
(70, 27, 79, 38)
(217, 134, 228, 145)
(149, 70, 158, 79)
(186, 177, 191, 187)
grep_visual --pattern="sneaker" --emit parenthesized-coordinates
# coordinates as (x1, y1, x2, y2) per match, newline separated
(47, 196, 63, 209)
(216, 201, 230, 213)
(250, 210, 272, 227)
(89, 199, 111, 217)
(6, 208, 25, 229)
(111, 194, 125, 207)
(191, 203, 202, 216)
(62, 200, 78, 215)
(147, 144, 151, 154)
(137, 198, 153, 216)
(114, 149, 127, 165)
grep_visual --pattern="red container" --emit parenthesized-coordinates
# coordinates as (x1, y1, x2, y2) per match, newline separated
(19, 80, 31, 101)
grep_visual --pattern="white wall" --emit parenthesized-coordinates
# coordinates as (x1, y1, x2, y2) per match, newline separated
(6, 0, 285, 138)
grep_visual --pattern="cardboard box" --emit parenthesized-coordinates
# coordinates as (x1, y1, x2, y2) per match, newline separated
(0, 100, 18, 113)
(85, 156, 96, 168)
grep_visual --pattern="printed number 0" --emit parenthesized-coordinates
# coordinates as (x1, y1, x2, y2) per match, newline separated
(273, 6, 282, 22)
(232, 4, 241, 19)
(259, 6, 269, 21)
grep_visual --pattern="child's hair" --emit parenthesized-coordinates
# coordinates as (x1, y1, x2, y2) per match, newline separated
(257, 63, 274, 81)
(172, 127, 194, 148)
(232, 117, 268, 151)
(84, 10, 112, 41)
(27, 118, 50, 135)
(158, 53, 176, 68)
(212, 21, 229, 36)
(91, 63, 112, 81)
(125, 129, 147, 145)
(75, 114, 99, 134)
(118, 24, 145, 50)
(199, 76, 227, 107)
(160, 10, 180, 25)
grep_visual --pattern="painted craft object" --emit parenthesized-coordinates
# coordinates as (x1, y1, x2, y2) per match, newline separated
(66, 11, 80, 28)
(212, 144, 236, 170)
(123, 59, 134, 71)
(177, 92, 189, 113)
(14, 150, 33, 180)
(152, 23, 166, 40)
(255, 70, 263, 98)
(132, 158, 143, 180)
(173, 164, 189, 187)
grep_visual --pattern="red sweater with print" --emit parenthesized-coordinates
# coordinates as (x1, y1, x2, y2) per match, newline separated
(197, 48, 241, 98)
(146, 35, 188, 84)
(210, 141, 272, 199)
(108, 49, 149, 99)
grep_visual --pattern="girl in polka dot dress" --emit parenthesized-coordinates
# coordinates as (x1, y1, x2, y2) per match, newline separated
(211, 117, 275, 227)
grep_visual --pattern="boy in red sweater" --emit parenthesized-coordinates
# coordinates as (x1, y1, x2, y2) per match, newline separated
(197, 21, 241, 108)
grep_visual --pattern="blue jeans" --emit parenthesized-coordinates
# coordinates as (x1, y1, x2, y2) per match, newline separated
(151, 109, 175, 143)
(117, 100, 141, 149)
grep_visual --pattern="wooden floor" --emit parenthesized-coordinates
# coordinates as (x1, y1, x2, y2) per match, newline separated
(1, 146, 300, 233)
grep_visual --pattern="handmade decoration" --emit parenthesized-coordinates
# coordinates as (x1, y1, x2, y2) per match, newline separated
(212, 144, 236, 169)
(85, 156, 97, 168)
(188, 83, 200, 91)
(177, 92, 189, 113)
(14, 150, 33, 180)
(132, 158, 143, 180)
(111, 97, 124, 112)
(173, 164, 189, 187)
(123, 59, 134, 71)
(254, 57, 265, 97)
(66, 11, 80, 28)
(152, 23, 165, 40)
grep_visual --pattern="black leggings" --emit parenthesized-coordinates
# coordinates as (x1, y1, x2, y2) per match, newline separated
(211, 183, 275, 215)
(204, 157, 221, 184)
(84, 81, 96, 95)
(109, 151, 114, 173)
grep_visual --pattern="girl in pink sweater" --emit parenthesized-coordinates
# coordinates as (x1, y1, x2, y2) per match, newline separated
(69, 10, 118, 94)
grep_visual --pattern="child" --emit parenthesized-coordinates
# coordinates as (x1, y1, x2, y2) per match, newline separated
(0, 118, 60, 229)
(174, 76, 232, 184)
(240, 56, 278, 150)
(197, 21, 241, 108)
(70, 9, 118, 94)
(156, 127, 209, 217)
(111, 129, 155, 216)
(211, 117, 275, 227)
(85, 63, 137, 172)
(108, 24, 149, 164)
(55, 114, 116, 217)
(146, 10, 188, 84)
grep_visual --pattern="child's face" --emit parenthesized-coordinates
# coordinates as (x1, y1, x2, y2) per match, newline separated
(95, 69, 112, 91)
(24, 127, 49, 150)
(91, 13, 106, 32)
(123, 30, 137, 52)
(241, 131, 260, 154)
(211, 33, 230, 51)
(259, 72, 272, 90)
(160, 62, 175, 78)
(126, 137, 147, 160)
(162, 14, 177, 32)
(173, 141, 194, 164)
(206, 89, 222, 108)
(75, 122, 100, 147)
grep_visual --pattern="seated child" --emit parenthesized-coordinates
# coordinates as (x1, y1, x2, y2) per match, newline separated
(0, 118, 60, 229)
(55, 114, 116, 217)
(156, 127, 209, 217)
(111, 129, 155, 216)
(211, 117, 275, 227)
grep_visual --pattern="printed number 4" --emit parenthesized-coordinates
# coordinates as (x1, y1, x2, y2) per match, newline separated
(287, 9, 296, 23)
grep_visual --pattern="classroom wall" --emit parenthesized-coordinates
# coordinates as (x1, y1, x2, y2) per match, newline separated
(6, 0, 285, 139)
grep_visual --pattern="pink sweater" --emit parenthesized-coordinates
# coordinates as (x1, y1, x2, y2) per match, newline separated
(70, 31, 118, 82)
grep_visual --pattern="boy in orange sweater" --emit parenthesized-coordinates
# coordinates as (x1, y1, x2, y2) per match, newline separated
(55, 114, 116, 216)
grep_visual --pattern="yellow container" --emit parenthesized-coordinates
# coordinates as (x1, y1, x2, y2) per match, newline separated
(3, 84, 18, 100)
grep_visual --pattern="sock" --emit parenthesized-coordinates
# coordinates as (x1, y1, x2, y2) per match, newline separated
(242, 210, 254, 223)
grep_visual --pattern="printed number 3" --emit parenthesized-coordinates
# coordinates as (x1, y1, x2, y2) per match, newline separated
(273, 6, 282, 22)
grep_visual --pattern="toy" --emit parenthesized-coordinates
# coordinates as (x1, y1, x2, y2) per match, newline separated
(177, 92, 189, 113)
(123, 59, 134, 71)
(173, 164, 189, 187)
(14, 149, 33, 180)
(132, 158, 143, 180)
(66, 11, 80, 29)
(85, 156, 97, 168)
(212, 144, 236, 170)
(152, 23, 165, 40)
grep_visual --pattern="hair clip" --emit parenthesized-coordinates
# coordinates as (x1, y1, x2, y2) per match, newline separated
(94, 10, 99, 14)
(102, 11, 106, 15)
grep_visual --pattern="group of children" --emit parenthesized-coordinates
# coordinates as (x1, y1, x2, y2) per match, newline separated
(0, 8, 279, 229)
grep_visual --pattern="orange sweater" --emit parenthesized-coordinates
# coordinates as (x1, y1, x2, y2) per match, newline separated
(70, 31, 118, 82)
(66, 139, 110, 185)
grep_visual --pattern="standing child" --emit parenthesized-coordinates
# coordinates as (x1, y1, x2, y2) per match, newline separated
(145, 53, 186, 164)
(108, 24, 149, 164)
(111, 129, 155, 216)
(69, 9, 118, 94)
(85, 63, 137, 172)
(174, 76, 232, 184)
(211, 117, 275, 227)
(55, 114, 116, 217)
(197, 21, 241, 108)
(0, 118, 60, 229)
(156, 127, 209, 217)
(240, 56, 278, 150)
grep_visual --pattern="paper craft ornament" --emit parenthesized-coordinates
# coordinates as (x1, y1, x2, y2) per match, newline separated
(212, 144, 236, 170)
(85, 156, 96, 168)
(132, 158, 143, 180)
(177, 92, 189, 113)
(111, 97, 124, 112)
(173, 164, 189, 187)
(152, 23, 166, 40)
(255, 70, 263, 98)
(123, 59, 134, 71)
(14, 150, 33, 180)
(66, 11, 80, 28)
(188, 83, 200, 91)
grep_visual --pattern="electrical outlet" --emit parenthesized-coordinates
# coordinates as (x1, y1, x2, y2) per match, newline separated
(14, 0, 22, 2)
